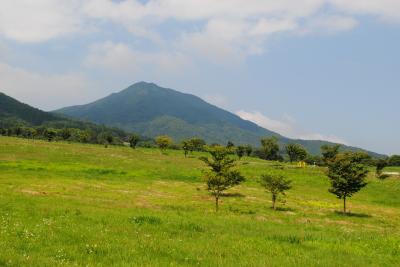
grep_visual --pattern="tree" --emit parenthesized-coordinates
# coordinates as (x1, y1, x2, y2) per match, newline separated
(98, 132, 113, 148)
(44, 128, 57, 142)
(226, 141, 235, 149)
(155, 135, 172, 152)
(260, 137, 280, 160)
(376, 158, 388, 179)
(321, 144, 341, 165)
(129, 134, 140, 149)
(189, 138, 206, 151)
(200, 146, 245, 212)
(60, 128, 72, 141)
(236, 146, 246, 160)
(182, 140, 192, 157)
(244, 145, 253, 157)
(260, 173, 292, 210)
(22, 128, 37, 139)
(285, 143, 308, 162)
(327, 152, 369, 213)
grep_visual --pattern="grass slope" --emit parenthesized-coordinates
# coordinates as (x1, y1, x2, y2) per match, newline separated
(0, 136, 399, 266)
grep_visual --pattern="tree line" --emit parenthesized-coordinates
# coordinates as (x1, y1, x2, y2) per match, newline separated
(3, 127, 397, 169)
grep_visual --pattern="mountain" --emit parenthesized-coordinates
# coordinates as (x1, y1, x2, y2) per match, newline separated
(55, 82, 382, 156)
(0, 92, 126, 137)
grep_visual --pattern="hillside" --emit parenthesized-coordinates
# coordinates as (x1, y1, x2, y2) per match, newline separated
(0, 92, 126, 138)
(0, 136, 398, 266)
(56, 82, 381, 156)
(0, 92, 59, 127)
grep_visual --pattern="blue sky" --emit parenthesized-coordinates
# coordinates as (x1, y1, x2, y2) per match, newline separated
(0, 1, 399, 155)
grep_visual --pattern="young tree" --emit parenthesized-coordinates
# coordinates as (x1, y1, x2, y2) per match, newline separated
(236, 145, 246, 160)
(285, 143, 308, 162)
(327, 152, 369, 213)
(200, 146, 245, 212)
(181, 140, 192, 157)
(155, 135, 172, 152)
(375, 158, 388, 179)
(129, 134, 140, 149)
(260, 173, 292, 210)
(321, 144, 341, 165)
(260, 137, 280, 160)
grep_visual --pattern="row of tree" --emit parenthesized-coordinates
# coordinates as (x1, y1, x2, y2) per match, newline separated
(3, 127, 398, 169)
(199, 145, 371, 214)
(0, 126, 124, 146)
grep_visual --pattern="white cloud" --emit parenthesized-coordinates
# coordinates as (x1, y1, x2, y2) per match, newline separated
(329, 0, 400, 23)
(0, 62, 96, 110)
(0, 0, 84, 43)
(85, 41, 188, 74)
(1, 0, 399, 45)
(236, 110, 348, 144)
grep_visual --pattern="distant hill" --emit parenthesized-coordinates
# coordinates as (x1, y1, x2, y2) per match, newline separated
(55, 82, 383, 156)
(0, 92, 59, 126)
(0, 92, 126, 137)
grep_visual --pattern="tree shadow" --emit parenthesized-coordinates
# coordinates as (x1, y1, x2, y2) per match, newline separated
(275, 207, 296, 212)
(221, 192, 245, 198)
(334, 211, 372, 218)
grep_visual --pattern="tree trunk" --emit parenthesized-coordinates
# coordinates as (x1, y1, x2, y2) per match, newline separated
(343, 196, 346, 213)
(215, 194, 219, 212)
(272, 194, 276, 210)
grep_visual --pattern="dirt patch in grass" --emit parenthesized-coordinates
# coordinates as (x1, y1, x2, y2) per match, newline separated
(20, 189, 47, 196)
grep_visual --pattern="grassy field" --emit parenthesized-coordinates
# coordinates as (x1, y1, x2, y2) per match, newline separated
(0, 136, 399, 266)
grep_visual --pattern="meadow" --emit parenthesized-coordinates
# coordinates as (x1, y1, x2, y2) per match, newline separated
(0, 136, 399, 266)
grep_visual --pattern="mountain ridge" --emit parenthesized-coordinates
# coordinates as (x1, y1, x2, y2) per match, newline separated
(55, 82, 383, 157)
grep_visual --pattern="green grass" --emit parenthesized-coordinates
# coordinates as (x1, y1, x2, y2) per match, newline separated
(0, 136, 399, 266)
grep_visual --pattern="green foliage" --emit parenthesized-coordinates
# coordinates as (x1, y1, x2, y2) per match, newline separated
(200, 146, 245, 211)
(327, 152, 369, 213)
(226, 141, 235, 149)
(155, 135, 173, 152)
(260, 173, 292, 210)
(236, 145, 246, 160)
(189, 138, 206, 151)
(321, 145, 341, 165)
(244, 144, 253, 156)
(129, 134, 140, 149)
(388, 155, 400, 166)
(285, 143, 308, 162)
(97, 132, 114, 147)
(260, 136, 281, 160)
(376, 158, 389, 179)
(44, 128, 57, 142)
